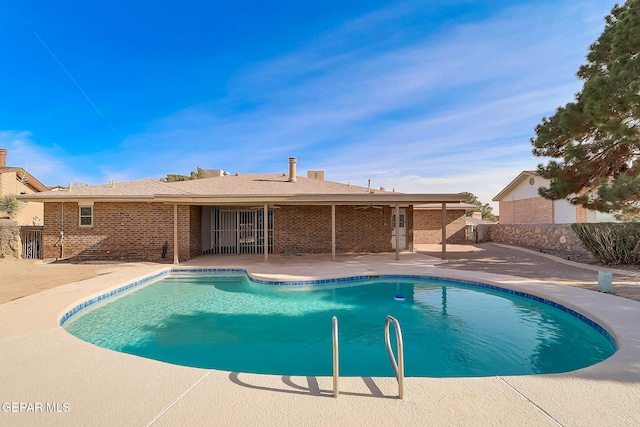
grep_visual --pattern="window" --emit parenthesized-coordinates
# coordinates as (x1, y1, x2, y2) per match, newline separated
(391, 212, 405, 228)
(79, 206, 93, 227)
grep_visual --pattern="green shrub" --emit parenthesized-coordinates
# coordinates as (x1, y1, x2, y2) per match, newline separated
(0, 194, 22, 218)
(572, 223, 640, 265)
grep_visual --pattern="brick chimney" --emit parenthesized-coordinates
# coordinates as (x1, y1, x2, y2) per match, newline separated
(0, 148, 7, 168)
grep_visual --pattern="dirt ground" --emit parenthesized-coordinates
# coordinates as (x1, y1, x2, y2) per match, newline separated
(1, 243, 639, 304)
(0, 257, 155, 304)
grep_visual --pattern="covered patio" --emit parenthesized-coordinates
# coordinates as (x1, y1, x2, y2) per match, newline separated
(160, 192, 468, 264)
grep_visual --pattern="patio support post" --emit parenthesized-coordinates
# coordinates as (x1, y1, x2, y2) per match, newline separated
(264, 203, 269, 262)
(441, 202, 447, 260)
(395, 203, 400, 261)
(173, 204, 179, 264)
(331, 204, 336, 262)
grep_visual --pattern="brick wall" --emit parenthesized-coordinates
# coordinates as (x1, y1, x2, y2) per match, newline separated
(42, 202, 425, 260)
(576, 204, 587, 223)
(335, 206, 391, 252)
(43, 202, 197, 262)
(188, 205, 202, 258)
(413, 209, 467, 244)
(274, 206, 332, 253)
(499, 198, 553, 224)
(273, 205, 393, 254)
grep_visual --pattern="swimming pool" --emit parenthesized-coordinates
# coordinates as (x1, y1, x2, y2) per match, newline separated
(62, 271, 616, 377)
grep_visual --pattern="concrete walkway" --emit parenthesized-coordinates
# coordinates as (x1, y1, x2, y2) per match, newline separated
(1, 246, 639, 426)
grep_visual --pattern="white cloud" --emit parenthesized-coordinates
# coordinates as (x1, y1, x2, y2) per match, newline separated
(6, 0, 619, 206)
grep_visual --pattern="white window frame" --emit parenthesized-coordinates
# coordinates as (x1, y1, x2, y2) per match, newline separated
(79, 204, 94, 227)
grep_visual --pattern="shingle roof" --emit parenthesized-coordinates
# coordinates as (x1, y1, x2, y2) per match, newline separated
(20, 178, 188, 200)
(165, 173, 378, 195)
(0, 167, 49, 192)
(18, 174, 467, 205)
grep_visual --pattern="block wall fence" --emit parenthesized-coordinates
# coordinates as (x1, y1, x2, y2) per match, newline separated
(477, 223, 592, 258)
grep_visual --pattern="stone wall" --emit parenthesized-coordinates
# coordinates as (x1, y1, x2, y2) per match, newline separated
(0, 219, 21, 258)
(477, 223, 592, 257)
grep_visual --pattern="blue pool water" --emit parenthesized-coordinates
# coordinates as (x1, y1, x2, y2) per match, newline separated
(63, 273, 616, 377)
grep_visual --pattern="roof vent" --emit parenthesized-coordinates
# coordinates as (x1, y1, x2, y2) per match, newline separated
(288, 157, 297, 182)
(307, 170, 324, 180)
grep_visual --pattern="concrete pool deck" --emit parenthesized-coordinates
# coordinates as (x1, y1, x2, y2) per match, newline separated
(1, 249, 640, 426)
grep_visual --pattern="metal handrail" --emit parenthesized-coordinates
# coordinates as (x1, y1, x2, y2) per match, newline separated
(332, 316, 339, 398)
(384, 315, 405, 399)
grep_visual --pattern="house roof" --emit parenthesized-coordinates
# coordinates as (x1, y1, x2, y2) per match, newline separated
(465, 216, 497, 226)
(18, 173, 468, 206)
(492, 170, 538, 202)
(414, 202, 478, 211)
(0, 167, 49, 193)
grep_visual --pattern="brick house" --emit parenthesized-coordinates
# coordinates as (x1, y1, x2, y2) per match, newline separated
(413, 203, 478, 244)
(493, 171, 617, 224)
(0, 148, 48, 225)
(18, 158, 467, 263)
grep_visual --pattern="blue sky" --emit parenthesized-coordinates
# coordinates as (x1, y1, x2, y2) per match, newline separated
(1, 0, 618, 212)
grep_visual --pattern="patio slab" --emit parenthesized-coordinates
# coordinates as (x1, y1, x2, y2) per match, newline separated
(1, 249, 639, 426)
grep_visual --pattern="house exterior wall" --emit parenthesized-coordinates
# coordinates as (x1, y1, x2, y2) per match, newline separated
(274, 206, 332, 253)
(42, 202, 197, 262)
(188, 205, 202, 258)
(505, 174, 543, 200)
(0, 171, 44, 226)
(498, 198, 554, 224)
(585, 209, 619, 222)
(42, 202, 423, 261)
(413, 209, 466, 244)
(335, 206, 392, 253)
(553, 199, 577, 224)
(496, 173, 616, 224)
(0, 172, 14, 197)
(273, 205, 393, 254)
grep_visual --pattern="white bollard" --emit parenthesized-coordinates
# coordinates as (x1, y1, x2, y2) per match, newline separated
(598, 271, 613, 293)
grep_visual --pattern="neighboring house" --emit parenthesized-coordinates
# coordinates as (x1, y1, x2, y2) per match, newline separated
(493, 171, 618, 224)
(18, 157, 468, 263)
(0, 148, 48, 225)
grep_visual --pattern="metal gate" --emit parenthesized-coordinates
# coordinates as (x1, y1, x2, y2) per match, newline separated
(208, 207, 273, 255)
(20, 226, 43, 259)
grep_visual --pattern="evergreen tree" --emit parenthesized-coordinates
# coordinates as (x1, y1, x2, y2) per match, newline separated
(164, 167, 205, 182)
(531, 0, 640, 220)
(462, 192, 497, 221)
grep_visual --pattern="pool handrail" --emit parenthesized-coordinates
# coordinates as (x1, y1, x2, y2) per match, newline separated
(332, 316, 339, 398)
(385, 315, 405, 399)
